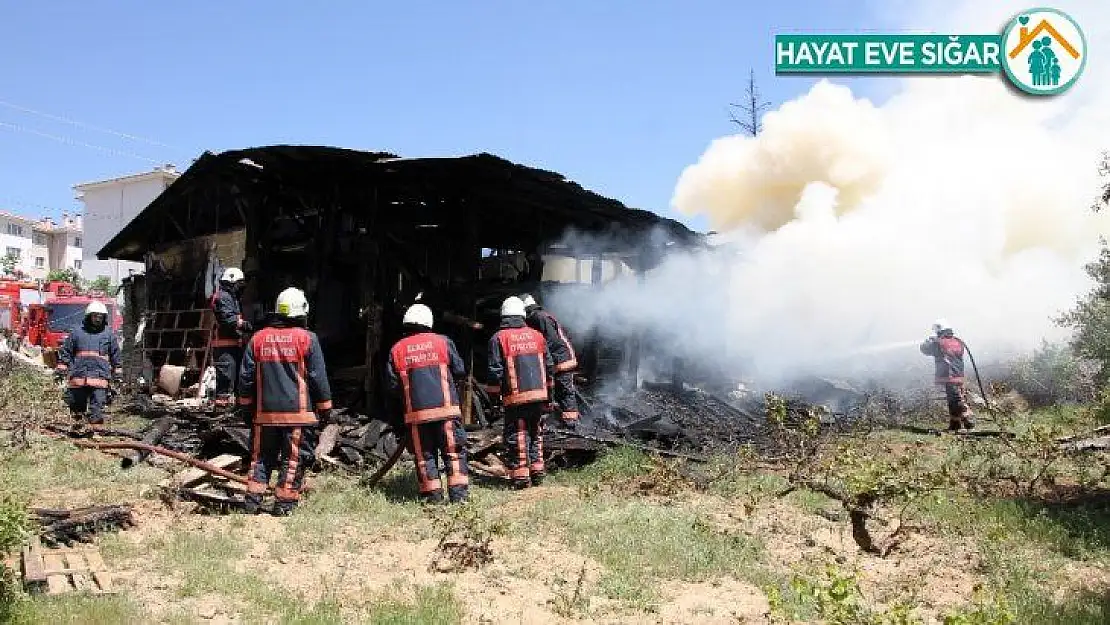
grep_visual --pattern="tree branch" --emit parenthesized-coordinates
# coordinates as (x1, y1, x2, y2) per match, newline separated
(729, 68, 772, 136)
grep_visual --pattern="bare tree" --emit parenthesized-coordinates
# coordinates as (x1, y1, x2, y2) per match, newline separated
(729, 69, 772, 136)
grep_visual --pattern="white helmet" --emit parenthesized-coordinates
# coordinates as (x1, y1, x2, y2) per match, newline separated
(220, 267, 245, 283)
(932, 318, 952, 335)
(521, 294, 537, 308)
(275, 287, 309, 318)
(402, 303, 434, 329)
(500, 296, 526, 318)
(85, 301, 108, 317)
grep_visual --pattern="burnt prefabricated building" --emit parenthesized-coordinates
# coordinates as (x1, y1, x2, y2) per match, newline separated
(98, 145, 702, 418)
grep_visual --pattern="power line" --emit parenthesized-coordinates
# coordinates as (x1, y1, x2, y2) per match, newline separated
(0, 120, 164, 165)
(0, 197, 78, 215)
(0, 98, 180, 150)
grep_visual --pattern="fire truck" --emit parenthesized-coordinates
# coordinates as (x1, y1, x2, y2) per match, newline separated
(21, 281, 122, 351)
(0, 278, 40, 336)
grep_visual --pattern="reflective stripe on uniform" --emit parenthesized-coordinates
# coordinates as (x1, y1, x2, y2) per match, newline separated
(67, 377, 109, 388)
(554, 358, 578, 373)
(253, 411, 318, 426)
(391, 333, 460, 425)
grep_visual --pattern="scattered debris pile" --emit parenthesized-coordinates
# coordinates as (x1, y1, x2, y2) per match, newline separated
(591, 378, 869, 457)
(31, 505, 135, 547)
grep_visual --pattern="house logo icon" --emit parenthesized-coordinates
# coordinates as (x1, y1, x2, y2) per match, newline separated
(1000, 8, 1087, 95)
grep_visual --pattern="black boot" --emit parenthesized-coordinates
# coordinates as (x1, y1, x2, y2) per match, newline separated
(511, 480, 531, 490)
(420, 492, 445, 505)
(531, 472, 546, 487)
(271, 501, 297, 516)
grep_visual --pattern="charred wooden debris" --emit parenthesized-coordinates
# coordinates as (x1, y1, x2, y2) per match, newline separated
(31, 505, 136, 547)
(86, 145, 871, 498)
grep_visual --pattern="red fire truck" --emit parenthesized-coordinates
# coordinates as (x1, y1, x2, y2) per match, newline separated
(21, 281, 122, 350)
(0, 278, 40, 336)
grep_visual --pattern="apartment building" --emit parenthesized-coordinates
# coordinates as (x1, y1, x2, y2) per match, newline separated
(74, 164, 179, 284)
(0, 211, 82, 280)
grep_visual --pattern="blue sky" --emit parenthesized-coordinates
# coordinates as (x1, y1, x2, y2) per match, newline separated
(0, 1, 890, 232)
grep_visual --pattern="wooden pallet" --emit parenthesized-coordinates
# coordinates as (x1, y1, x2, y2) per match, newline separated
(21, 537, 114, 595)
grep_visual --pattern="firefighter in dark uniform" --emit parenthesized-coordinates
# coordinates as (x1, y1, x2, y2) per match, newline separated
(386, 303, 470, 504)
(920, 318, 974, 431)
(489, 296, 554, 489)
(237, 287, 332, 515)
(211, 267, 251, 409)
(55, 301, 121, 425)
(521, 294, 580, 426)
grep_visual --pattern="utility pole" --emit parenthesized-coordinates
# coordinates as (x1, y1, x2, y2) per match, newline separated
(729, 69, 771, 136)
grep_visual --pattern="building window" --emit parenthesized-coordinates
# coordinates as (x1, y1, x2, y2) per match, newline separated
(4, 247, 18, 258)
(6, 223, 23, 237)
(32, 232, 46, 246)
(74, 259, 82, 269)
(34, 257, 43, 268)
(74, 236, 82, 248)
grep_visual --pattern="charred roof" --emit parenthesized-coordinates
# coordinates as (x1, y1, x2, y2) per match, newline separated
(97, 145, 701, 262)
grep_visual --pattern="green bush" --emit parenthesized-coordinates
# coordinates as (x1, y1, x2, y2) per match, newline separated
(0, 494, 30, 621)
(996, 342, 1098, 408)
(1059, 241, 1110, 386)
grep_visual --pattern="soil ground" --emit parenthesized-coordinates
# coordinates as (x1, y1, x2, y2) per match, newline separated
(3, 382, 1110, 623)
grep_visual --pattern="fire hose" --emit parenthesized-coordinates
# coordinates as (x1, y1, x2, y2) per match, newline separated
(362, 433, 408, 488)
(74, 440, 251, 485)
(957, 337, 991, 410)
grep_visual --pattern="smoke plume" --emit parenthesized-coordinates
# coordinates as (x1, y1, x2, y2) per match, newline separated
(553, 0, 1110, 386)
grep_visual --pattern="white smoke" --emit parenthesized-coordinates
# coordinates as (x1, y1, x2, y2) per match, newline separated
(554, 0, 1110, 386)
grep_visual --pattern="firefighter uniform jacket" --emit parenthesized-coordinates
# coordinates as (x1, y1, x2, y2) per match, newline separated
(525, 306, 578, 373)
(57, 323, 121, 388)
(387, 332, 466, 425)
(920, 335, 966, 384)
(489, 317, 554, 407)
(210, 287, 246, 348)
(237, 323, 332, 426)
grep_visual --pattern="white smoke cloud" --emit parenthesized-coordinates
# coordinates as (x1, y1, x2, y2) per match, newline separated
(554, 0, 1110, 386)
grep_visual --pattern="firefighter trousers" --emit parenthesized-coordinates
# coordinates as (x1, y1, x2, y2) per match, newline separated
(554, 371, 580, 422)
(246, 424, 318, 512)
(410, 417, 469, 503)
(212, 346, 241, 404)
(64, 386, 107, 424)
(944, 382, 973, 427)
(503, 403, 546, 487)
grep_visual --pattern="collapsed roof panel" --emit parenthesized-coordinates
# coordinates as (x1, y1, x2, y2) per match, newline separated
(97, 145, 702, 263)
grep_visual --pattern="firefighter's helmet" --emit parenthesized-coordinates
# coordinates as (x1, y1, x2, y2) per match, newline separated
(275, 287, 309, 318)
(402, 304, 434, 329)
(932, 318, 952, 335)
(500, 296, 526, 318)
(220, 267, 245, 283)
(84, 301, 108, 317)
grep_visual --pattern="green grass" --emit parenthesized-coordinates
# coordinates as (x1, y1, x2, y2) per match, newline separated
(362, 581, 464, 625)
(149, 527, 356, 622)
(597, 569, 660, 612)
(0, 433, 163, 504)
(705, 466, 789, 500)
(283, 472, 426, 551)
(551, 445, 654, 487)
(565, 500, 761, 581)
(2, 593, 145, 625)
(967, 531, 1110, 624)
